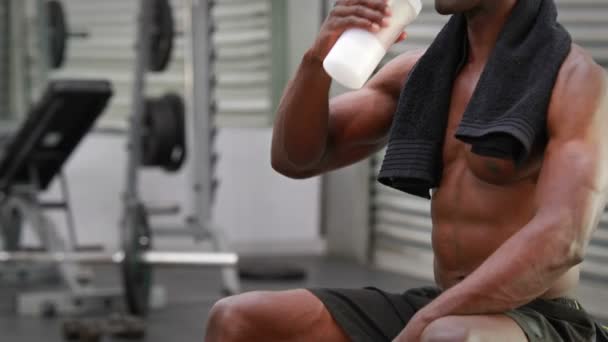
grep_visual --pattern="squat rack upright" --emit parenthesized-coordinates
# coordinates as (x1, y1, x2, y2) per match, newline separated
(124, 0, 241, 301)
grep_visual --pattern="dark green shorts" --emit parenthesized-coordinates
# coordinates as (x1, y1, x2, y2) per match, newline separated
(309, 286, 608, 342)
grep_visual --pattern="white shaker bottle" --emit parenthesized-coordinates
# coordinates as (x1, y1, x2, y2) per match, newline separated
(323, 0, 422, 89)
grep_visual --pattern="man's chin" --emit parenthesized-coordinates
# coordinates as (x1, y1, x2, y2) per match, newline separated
(434, 0, 477, 15)
(434, 4, 458, 15)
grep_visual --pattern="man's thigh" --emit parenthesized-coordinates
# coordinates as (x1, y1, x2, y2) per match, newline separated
(310, 287, 438, 341)
(206, 289, 351, 342)
(421, 315, 527, 342)
(237, 289, 350, 340)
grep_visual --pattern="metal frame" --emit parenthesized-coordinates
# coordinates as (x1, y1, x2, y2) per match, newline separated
(8, 0, 28, 118)
(0, 0, 241, 317)
(185, 0, 240, 294)
(270, 0, 288, 116)
(0, 179, 124, 316)
(125, 0, 240, 295)
(0, 0, 9, 118)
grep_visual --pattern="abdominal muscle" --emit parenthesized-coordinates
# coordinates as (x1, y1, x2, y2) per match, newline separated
(429, 158, 580, 299)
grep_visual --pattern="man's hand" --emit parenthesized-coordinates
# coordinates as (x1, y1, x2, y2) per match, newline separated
(393, 311, 432, 342)
(312, 0, 406, 60)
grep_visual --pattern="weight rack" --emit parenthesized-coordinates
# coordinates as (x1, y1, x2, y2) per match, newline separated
(0, 0, 240, 318)
(185, 0, 241, 295)
(124, 0, 241, 305)
(0, 0, 9, 118)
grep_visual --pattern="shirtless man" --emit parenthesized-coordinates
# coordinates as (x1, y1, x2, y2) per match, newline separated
(205, 0, 608, 341)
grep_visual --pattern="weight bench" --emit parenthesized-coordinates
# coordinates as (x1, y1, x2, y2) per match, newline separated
(0, 79, 112, 191)
(0, 79, 119, 316)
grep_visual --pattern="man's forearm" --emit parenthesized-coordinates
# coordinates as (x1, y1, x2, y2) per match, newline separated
(420, 214, 581, 321)
(272, 50, 333, 169)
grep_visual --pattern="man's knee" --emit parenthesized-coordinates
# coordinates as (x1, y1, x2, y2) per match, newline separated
(206, 292, 265, 342)
(421, 316, 471, 342)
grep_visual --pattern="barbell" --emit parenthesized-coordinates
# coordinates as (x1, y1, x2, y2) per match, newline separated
(0, 204, 237, 316)
(46, 0, 175, 72)
(0, 250, 238, 267)
(0, 250, 237, 316)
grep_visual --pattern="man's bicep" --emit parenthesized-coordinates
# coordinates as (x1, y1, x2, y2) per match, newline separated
(309, 50, 424, 175)
(327, 49, 423, 148)
(328, 88, 396, 146)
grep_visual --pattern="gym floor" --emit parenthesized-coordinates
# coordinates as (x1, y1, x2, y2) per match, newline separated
(2, 256, 608, 341)
(0, 256, 433, 342)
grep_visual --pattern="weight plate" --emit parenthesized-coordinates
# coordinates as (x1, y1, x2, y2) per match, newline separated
(142, 98, 169, 168)
(162, 93, 186, 172)
(154, 98, 178, 169)
(141, 94, 187, 172)
(141, 98, 157, 167)
(122, 204, 152, 316)
(149, 0, 174, 72)
(46, 0, 67, 69)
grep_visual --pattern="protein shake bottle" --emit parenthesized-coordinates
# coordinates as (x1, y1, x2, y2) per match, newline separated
(323, 0, 423, 89)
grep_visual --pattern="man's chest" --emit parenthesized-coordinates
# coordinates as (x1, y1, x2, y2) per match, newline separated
(441, 68, 544, 185)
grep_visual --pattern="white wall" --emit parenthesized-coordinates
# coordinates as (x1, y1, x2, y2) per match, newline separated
(32, 128, 324, 255)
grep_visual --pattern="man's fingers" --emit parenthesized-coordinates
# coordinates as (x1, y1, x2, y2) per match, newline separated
(332, 5, 389, 27)
(395, 31, 408, 43)
(335, 0, 389, 12)
(331, 16, 380, 32)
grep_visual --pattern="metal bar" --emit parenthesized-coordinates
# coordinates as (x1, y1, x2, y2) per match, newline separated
(0, 251, 118, 264)
(0, 250, 238, 267)
(186, 0, 213, 239)
(124, 0, 151, 205)
(151, 225, 209, 237)
(59, 172, 79, 248)
(38, 201, 68, 209)
(0, 0, 9, 119)
(140, 251, 238, 266)
(145, 205, 181, 216)
(8, 0, 28, 117)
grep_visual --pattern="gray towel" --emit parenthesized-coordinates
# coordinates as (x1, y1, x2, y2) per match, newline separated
(378, 0, 572, 199)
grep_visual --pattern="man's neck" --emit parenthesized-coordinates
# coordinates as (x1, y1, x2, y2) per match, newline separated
(465, 0, 517, 66)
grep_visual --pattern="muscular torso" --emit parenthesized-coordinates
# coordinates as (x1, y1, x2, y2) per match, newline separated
(428, 56, 598, 297)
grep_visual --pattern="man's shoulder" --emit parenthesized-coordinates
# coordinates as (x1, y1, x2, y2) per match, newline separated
(548, 44, 607, 133)
(367, 49, 426, 97)
(557, 44, 604, 85)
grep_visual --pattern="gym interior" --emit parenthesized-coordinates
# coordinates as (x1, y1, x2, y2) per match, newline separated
(0, 0, 607, 341)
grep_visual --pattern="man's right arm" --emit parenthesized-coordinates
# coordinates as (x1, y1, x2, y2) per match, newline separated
(270, 1, 422, 178)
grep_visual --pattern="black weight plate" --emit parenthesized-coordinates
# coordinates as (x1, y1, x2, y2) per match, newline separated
(149, 0, 174, 72)
(122, 204, 153, 316)
(142, 97, 176, 168)
(141, 98, 158, 167)
(141, 98, 171, 168)
(140, 95, 186, 172)
(150, 98, 178, 169)
(46, 0, 67, 69)
(162, 93, 186, 172)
